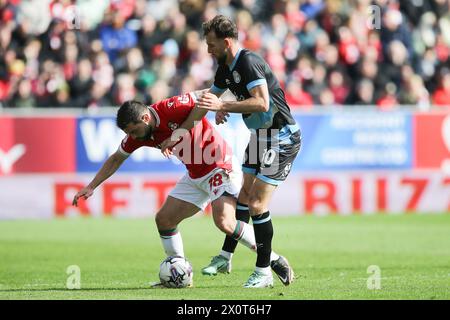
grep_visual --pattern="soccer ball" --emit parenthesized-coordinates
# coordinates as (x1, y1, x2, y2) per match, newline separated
(159, 255, 193, 288)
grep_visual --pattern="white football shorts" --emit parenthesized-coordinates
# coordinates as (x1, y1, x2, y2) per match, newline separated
(168, 162, 243, 211)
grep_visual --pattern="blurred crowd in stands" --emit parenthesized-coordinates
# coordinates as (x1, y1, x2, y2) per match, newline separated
(1, 0, 450, 110)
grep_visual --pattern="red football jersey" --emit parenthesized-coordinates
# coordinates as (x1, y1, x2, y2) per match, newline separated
(119, 93, 233, 178)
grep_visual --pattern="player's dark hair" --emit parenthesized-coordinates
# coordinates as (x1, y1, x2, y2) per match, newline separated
(202, 15, 238, 40)
(116, 100, 147, 130)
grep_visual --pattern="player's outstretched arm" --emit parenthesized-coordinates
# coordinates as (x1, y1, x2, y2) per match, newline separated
(72, 150, 127, 206)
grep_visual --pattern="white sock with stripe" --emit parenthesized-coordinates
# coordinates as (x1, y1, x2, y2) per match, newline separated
(159, 228, 184, 257)
(231, 221, 257, 252)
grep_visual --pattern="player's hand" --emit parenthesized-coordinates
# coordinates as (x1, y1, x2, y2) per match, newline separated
(160, 138, 176, 158)
(197, 92, 223, 111)
(72, 187, 94, 207)
(215, 111, 229, 125)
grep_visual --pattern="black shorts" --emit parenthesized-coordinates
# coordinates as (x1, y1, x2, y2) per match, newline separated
(242, 130, 301, 186)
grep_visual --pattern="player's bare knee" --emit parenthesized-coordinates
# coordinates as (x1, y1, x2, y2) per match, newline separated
(155, 210, 174, 230)
(212, 216, 232, 235)
(215, 222, 229, 235)
(212, 209, 235, 235)
(248, 196, 265, 215)
(238, 187, 251, 203)
(220, 222, 235, 236)
(154, 213, 164, 229)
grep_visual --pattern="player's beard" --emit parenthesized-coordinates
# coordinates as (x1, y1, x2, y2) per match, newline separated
(136, 124, 153, 141)
(217, 52, 227, 66)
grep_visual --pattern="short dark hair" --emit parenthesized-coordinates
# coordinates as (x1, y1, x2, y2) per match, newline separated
(202, 15, 238, 40)
(116, 100, 147, 130)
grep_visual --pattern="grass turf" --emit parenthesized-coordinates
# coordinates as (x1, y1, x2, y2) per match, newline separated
(0, 214, 449, 300)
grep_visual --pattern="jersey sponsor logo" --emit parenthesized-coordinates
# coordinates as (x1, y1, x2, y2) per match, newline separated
(177, 94, 190, 104)
(232, 71, 241, 83)
(167, 101, 174, 108)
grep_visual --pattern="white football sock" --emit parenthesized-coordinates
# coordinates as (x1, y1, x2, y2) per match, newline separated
(219, 250, 233, 260)
(270, 251, 280, 262)
(159, 230, 184, 257)
(234, 221, 257, 252)
(255, 266, 272, 276)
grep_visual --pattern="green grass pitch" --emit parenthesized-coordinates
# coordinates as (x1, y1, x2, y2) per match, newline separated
(0, 214, 449, 300)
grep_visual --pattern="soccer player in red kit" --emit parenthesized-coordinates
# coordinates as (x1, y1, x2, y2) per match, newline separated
(72, 91, 282, 286)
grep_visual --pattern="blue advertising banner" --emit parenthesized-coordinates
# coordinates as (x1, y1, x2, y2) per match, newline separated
(75, 112, 413, 173)
(292, 112, 413, 170)
(210, 111, 414, 171)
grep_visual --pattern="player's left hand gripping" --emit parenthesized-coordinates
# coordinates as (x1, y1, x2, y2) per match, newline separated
(72, 187, 93, 207)
(197, 93, 223, 111)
